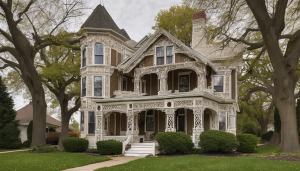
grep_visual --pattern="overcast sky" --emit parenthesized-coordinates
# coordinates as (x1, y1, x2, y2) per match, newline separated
(13, 0, 182, 122)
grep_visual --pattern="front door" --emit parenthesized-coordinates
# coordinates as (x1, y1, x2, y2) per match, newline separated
(177, 115, 185, 132)
(204, 113, 210, 131)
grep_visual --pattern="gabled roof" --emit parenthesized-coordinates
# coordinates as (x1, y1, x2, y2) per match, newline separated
(135, 35, 150, 48)
(15, 104, 75, 131)
(118, 28, 215, 73)
(81, 5, 124, 36)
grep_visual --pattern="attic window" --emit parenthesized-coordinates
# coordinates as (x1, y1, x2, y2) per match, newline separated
(166, 46, 173, 64)
(95, 43, 103, 64)
(156, 47, 164, 65)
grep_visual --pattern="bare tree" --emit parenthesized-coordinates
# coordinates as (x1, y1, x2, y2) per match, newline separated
(0, 0, 87, 146)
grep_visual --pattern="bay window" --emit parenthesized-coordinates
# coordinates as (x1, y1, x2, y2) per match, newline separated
(95, 43, 103, 64)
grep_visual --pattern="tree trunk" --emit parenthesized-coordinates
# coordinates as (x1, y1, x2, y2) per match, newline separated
(31, 96, 47, 147)
(58, 99, 71, 150)
(276, 95, 300, 152)
(267, 131, 280, 146)
(260, 121, 268, 144)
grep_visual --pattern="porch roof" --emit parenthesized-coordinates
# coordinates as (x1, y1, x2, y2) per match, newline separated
(91, 91, 235, 104)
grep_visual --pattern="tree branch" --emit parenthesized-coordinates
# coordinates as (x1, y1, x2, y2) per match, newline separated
(0, 56, 20, 69)
(243, 86, 270, 101)
(0, 28, 13, 43)
(67, 99, 81, 118)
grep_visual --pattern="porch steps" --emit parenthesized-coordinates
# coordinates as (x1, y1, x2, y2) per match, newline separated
(124, 143, 155, 157)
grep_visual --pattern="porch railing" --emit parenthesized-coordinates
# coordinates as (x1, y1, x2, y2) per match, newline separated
(122, 135, 132, 154)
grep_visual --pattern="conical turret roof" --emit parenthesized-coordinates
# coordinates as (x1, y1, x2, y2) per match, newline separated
(82, 5, 128, 39)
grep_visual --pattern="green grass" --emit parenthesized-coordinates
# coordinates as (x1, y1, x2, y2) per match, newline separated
(96, 155, 300, 171)
(0, 152, 110, 171)
(255, 145, 282, 154)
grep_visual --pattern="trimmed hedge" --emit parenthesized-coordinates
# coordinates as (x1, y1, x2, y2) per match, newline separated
(96, 140, 122, 155)
(261, 131, 273, 142)
(199, 130, 238, 153)
(236, 134, 257, 153)
(155, 132, 194, 154)
(62, 137, 88, 152)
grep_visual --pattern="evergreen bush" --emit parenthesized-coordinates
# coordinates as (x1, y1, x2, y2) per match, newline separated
(261, 131, 273, 141)
(31, 144, 60, 153)
(236, 134, 257, 153)
(1, 121, 22, 149)
(96, 140, 122, 155)
(27, 120, 33, 146)
(199, 130, 238, 153)
(155, 132, 194, 154)
(62, 137, 88, 152)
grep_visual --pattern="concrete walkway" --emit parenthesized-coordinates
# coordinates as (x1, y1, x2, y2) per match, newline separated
(64, 156, 140, 171)
(0, 149, 30, 154)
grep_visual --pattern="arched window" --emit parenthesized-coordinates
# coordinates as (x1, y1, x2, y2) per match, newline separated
(95, 43, 104, 64)
(82, 46, 86, 67)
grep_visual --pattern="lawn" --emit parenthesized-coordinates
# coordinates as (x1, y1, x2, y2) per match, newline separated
(255, 145, 282, 154)
(0, 152, 110, 171)
(97, 155, 300, 171)
(0, 148, 30, 152)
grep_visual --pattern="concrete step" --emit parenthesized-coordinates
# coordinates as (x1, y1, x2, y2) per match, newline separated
(130, 146, 153, 148)
(125, 150, 153, 154)
(130, 143, 153, 146)
(129, 148, 152, 151)
(124, 153, 150, 157)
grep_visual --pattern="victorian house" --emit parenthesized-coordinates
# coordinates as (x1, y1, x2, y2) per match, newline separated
(80, 5, 242, 156)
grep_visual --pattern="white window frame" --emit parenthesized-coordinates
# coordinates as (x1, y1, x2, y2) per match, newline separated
(166, 46, 174, 64)
(155, 45, 174, 66)
(87, 111, 95, 134)
(92, 75, 104, 97)
(213, 75, 225, 93)
(178, 72, 192, 92)
(93, 43, 105, 65)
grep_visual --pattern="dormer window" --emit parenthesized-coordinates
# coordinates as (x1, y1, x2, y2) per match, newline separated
(156, 46, 173, 65)
(95, 43, 103, 64)
(82, 46, 86, 67)
(156, 47, 164, 65)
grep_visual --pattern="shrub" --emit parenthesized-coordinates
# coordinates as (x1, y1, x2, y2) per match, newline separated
(23, 140, 31, 148)
(62, 137, 88, 152)
(96, 140, 122, 155)
(256, 128, 261, 137)
(199, 130, 238, 153)
(1, 121, 22, 149)
(155, 132, 194, 154)
(69, 131, 80, 137)
(46, 132, 60, 145)
(242, 123, 257, 135)
(27, 120, 33, 146)
(261, 131, 273, 142)
(236, 134, 257, 153)
(31, 144, 60, 153)
(86, 148, 98, 153)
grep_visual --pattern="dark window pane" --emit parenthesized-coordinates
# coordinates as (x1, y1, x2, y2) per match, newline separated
(166, 56, 172, 64)
(156, 47, 164, 57)
(178, 115, 185, 132)
(219, 112, 226, 131)
(214, 86, 223, 92)
(157, 57, 164, 65)
(82, 47, 86, 67)
(82, 78, 86, 97)
(179, 85, 189, 92)
(94, 76, 102, 96)
(80, 112, 84, 131)
(179, 75, 189, 85)
(146, 117, 154, 131)
(89, 112, 95, 123)
(147, 110, 153, 115)
(95, 55, 103, 64)
(88, 123, 95, 134)
(82, 58, 86, 67)
(177, 108, 185, 114)
(88, 111, 95, 134)
(95, 43, 103, 55)
(122, 78, 127, 91)
(166, 46, 173, 56)
(214, 76, 223, 86)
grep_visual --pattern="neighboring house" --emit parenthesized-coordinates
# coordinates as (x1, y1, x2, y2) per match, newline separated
(16, 103, 75, 143)
(267, 124, 274, 131)
(80, 5, 242, 156)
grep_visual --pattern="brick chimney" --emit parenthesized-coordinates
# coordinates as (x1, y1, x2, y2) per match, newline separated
(192, 11, 207, 51)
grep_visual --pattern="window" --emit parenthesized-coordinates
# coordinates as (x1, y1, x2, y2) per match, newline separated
(122, 77, 127, 91)
(82, 78, 86, 97)
(166, 46, 173, 64)
(179, 75, 189, 92)
(88, 111, 95, 134)
(94, 76, 102, 96)
(214, 76, 224, 92)
(219, 112, 226, 131)
(146, 110, 154, 131)
(95, 43, 103, 64)
(82, 46, 86, 67)
(80, 111, 84, 132)
(156, 47, 164, 65)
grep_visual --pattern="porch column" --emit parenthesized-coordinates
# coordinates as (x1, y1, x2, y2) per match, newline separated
(165, 109, 176, 132)
(193, 108, 204, 147)
(197, 73, 206, 91)
(126, 110, 139, 142)
(158, 71, 169, 95)
(134, 78, 141, 93)
(96, 111, 104, 141)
